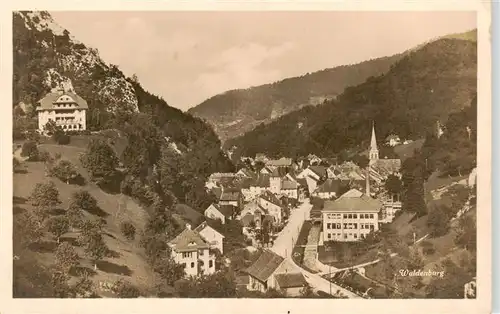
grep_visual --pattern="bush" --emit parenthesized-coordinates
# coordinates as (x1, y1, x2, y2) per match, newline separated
(53, 130, 71, 145)
(39, 150, 52, 162)
(420, 240, 436, 256)
(112, 279, 141, 298)
(21, 141, 39, 161)
(120, 221, 136, 241)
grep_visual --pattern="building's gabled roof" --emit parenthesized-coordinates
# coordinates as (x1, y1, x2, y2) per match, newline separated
(253, 175, 270, 188)
(296, 178, 308, 188)
(260, 191, 281, 207)
(168, 226, 210, 252)
(237, 168, 256, 178)
(244, 249, 284, 282)
(308, 165, 327, 177)
(270, 167, 289, 178)
(315, 179, 341, 193)
(322, 189, 382, 213)
(281, 180, 298, 190)
(211, 187, 223, 199)
(266, 157, 292, 167)
(220, 189, 241, 202)
(37, 91, 88, 110)
(194, 221, 225, 239)
(275, 273, 308, 289)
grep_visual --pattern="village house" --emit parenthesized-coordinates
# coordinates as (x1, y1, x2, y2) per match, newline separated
(321, 188, 383, 242)
(266, 157, 293, 169)
(312, 178, 341, 200)
(297, 165, 327, 181)
(304, 175, 321, 195)
(281, 179, 299, 199)
(194, 221, 225, 254)
(219, 188, 243, 209)
(378, 191, 402, 223)
(37, 87, 88, 132)
(168, 224, 216, 277)
(241, 174, 271, 201)
(204, 203, 236, 224)
(260, 166, 273, 175)
(307, 154, 323, 165)
(244, 249, 307, 294)
(385, 134, 401, 147)
(259, 191, 283, 224)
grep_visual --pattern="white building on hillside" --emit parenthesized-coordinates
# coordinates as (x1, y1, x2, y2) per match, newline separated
(37, 87, 88, 132)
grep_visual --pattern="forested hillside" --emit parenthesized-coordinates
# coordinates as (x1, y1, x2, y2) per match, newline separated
(225, 37, 477, 160)
(189, 54, 404, 141)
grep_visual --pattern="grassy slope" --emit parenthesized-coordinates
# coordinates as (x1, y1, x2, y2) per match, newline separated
(13, 136, 155, 295)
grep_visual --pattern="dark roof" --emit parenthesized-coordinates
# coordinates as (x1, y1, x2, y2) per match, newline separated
(208, 203, 235, 218)
(275, 273, 308, 289)
(211, 187, 223, 199)
(296, 178, 308, 187)
(270, 167, 289, 178)
(316, 179, 341, 193)
(309, 165, 327, 177)
(322, 189, 382, 213)
(220, 190, 241, 202)
(37, 91, 88, 110)
(260, 191, 281, 206)
(244, 249, 284, 282)
(254, 175, 270, 188)
(168, 226, 210, 252)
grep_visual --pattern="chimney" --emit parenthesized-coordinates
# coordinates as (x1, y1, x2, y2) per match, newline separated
(365, 167, 370, 196)
(186, 223, 191, 230)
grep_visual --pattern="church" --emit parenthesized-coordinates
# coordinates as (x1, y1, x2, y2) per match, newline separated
(368, 123, 402, 180)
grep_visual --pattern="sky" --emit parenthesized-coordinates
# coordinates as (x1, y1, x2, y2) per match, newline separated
(51, 11, 476, 111)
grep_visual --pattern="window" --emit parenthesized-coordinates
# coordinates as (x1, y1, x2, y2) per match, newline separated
(360, 214, 364, 219)
(343, 223, 347, 229)
(328, 233, 331, 239)
(331, 224, 336, 230)
(182, 252, 193, 258)
(344, 234, 348, 239)
(199, 250, 204, 256)
(348, 214, 352, 219)
(191, 262, 195, 268)
(209, 260, 213, 268)
(343, 214, 347, 219)
(360, 224, 364, 229)
(353, 223, 358, 229)
(353, 214, 357, 219)
(370, 214, 374, 219)
(354, 234, 358, 239)
(327, 223, 331, 229)
(337, 223, 341, 229)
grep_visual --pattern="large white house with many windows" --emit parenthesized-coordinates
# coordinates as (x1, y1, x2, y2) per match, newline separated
(37, 88, 88, 132)
(321, 189, 382, 242)
(168, 224, 216, 277)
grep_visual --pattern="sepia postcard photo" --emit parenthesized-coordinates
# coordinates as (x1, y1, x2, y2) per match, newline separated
(1, 0, 492, 313)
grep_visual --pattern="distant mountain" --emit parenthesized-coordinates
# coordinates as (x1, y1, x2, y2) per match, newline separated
(225, 35, 477, 159)
(188, 55, 404, 142)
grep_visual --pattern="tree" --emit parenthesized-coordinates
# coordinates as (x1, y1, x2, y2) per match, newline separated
(55, 242, 79, 274)
(72, 271, 96, 298)
(352, 155, 369, 169)
(50, 270, 72, 298)
(385, 174, 403, 195)
(14, 212, 45, 247)
(427, 206, 450, 237)
(455, 215, 476, 252)
(50, 159, 78, 184)
(47, 216, 70, 243)
(65, 203, 84, 229)
(21, 141, 39, 161)
(80, 139, 119, 183)
(153, 256, 185, 286)
(425, 258, 471, 298)
(84, 234, 108, 270)
(113, 279, 141, 298)
(69, 190, 98, 213)
(120, 221, 136, 241)
(29, 181, 61, 217)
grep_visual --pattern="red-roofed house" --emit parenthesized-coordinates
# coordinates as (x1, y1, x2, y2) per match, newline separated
(168, 224, 216, 277)
(37, 88, 88, 132)
(244, 249, 306, 293)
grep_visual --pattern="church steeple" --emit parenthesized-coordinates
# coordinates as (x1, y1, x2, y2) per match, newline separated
(369, 122, 379, 165)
